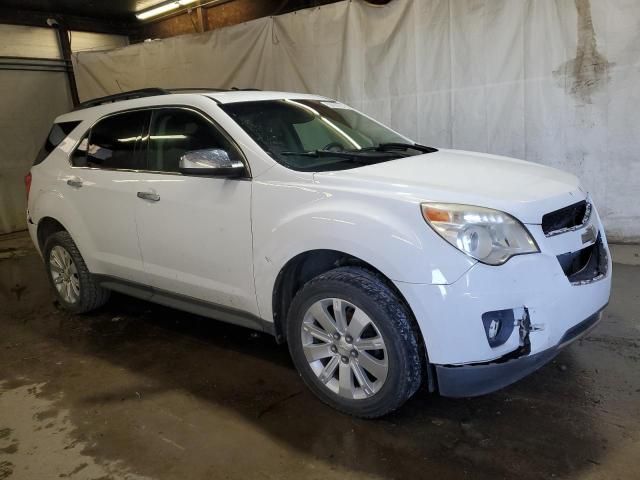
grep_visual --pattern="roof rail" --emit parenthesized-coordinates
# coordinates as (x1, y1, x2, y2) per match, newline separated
(75, 86, 263, 110)
(166, 87, 229, 93)
(75, 88, 170, 110)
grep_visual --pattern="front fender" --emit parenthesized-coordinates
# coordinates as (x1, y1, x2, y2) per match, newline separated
(252, 170, 475, 321)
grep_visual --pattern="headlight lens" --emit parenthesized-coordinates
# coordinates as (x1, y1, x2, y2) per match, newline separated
(421, 203, 539, 265)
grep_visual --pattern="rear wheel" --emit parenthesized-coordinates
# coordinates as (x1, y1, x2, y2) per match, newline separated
(44, 231, 110, 313)
(287, 267, 422, 418)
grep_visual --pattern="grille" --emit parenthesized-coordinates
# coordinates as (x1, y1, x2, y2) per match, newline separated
(556, 234, 607, 284)
(541, 200, 589, 236)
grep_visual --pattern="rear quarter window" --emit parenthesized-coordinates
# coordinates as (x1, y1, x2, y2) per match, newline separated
(34, 121, 82, 165)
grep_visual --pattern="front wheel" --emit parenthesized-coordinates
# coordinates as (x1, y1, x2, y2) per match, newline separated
(287, 267, 423, 418)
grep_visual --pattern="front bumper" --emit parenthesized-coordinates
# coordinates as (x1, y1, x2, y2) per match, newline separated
(394, 204, 612, 395)
(435, 309, 603, 397)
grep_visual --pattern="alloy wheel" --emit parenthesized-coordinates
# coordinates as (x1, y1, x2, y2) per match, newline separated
(49, 245, 80, 304)
(300, 298, 389, 400)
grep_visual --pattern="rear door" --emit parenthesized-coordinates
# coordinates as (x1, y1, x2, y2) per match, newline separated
(133, 107, 258, 315)
(65, 110, 150, 285)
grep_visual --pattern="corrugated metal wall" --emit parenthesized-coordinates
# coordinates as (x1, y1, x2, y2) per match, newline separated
(0, 25, 127, 234)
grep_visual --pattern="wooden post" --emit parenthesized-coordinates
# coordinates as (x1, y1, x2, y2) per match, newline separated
(54, 23, 80, 107)
(196, 1, 208, 33)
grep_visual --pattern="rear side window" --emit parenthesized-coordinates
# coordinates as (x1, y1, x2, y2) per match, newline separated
(34, 121, 81, 165)
(83, 111, 150, 170)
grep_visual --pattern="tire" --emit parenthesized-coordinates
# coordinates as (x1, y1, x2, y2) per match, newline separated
(287, 266, 422, 418)
(43, 231, 110, 314)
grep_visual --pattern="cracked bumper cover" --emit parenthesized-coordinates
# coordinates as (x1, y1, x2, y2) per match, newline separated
(435, 309, 603, 397)
(392, 204, 611, 397)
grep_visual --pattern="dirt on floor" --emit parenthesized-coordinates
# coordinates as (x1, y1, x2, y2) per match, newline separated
(0, 231, 638, 480)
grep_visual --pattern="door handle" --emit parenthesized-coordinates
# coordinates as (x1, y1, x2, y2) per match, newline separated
(137, 191, 160, 202)
(66, 177, 83, 188)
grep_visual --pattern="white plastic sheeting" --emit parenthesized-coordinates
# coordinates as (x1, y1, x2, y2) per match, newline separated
(73, 0, 640, 241)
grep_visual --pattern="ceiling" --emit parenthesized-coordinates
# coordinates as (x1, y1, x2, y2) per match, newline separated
(0, 0, 163, 21)
(0, 0, 385, 35)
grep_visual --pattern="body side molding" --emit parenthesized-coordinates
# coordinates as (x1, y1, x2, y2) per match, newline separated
(95, 275, 275, 335)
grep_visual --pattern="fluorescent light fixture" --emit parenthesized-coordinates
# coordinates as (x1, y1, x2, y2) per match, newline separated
(136, 0, 198, 21)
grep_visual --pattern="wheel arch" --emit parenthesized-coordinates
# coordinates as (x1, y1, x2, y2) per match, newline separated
(272, 249, 436, 391)
(37, 216, 69, 252)
(272, 250, 415, 335)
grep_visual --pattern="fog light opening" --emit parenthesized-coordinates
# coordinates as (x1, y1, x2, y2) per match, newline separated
(482, 309, 516, 348)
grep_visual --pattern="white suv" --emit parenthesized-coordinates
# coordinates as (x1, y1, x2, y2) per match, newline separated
(26, 88, 611, 417)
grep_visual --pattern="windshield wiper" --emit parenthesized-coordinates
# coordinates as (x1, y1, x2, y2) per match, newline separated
(281, 149, 403, 163)
(356, 142, 438, 154)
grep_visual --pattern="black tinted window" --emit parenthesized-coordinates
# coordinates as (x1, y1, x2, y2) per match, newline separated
(71, 136, 89, 167)
(147, 108, 238, 173)
(221, 100, 409, 172)
(86, 111, 149, 170)
(34, 121, 81, 165)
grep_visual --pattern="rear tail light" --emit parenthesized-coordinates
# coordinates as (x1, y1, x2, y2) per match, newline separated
(25, 172, 32, 201)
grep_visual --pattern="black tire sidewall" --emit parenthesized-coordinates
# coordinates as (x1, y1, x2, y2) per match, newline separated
(43, 232, 92, 314)
(287, 268, 421, 417)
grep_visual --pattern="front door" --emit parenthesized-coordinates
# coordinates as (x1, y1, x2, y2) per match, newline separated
(134, 107, 258, 316)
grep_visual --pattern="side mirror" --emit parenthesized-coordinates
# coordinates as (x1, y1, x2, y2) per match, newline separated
(179, 149, 245, 177)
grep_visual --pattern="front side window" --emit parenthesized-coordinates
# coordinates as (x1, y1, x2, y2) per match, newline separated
(146, 108, 239, 173)
(85, 111, 150, 170)
(221, 99, 427, 172)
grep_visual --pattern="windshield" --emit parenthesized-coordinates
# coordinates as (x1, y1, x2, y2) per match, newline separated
(220, 99, 431, 172)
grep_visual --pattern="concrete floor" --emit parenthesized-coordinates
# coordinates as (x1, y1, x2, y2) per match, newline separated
(0, 231, 639, 480)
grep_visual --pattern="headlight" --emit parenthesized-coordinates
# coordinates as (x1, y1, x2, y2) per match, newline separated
(421, 203, 539, 265)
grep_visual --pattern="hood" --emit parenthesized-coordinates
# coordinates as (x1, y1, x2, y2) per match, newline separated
(313, 149, 587, 224)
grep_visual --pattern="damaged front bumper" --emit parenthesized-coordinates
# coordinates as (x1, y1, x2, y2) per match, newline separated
(434, 308, 604, 397)
(393, 206, 611, 397)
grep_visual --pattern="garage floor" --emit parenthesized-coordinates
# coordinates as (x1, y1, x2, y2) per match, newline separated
(1, 232, 638, 480)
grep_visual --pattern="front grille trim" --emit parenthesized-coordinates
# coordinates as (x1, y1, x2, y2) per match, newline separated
(542, 200, 591, 237)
